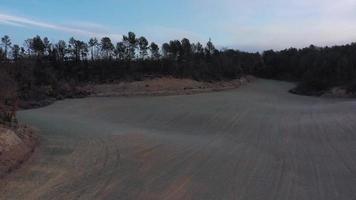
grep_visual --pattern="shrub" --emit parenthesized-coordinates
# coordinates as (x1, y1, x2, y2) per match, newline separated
(0, 70, 18, 125)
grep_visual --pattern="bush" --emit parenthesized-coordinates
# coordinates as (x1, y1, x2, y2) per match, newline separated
(0, 70, 18, 125)
(346, 81, 356, 94)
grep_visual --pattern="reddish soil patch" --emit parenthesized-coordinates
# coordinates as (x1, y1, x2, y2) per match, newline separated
(0, 125, 39, 178)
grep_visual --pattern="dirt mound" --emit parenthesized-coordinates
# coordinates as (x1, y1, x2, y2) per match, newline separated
(92, 76, 255, 97)
(0, 125, 39, 178)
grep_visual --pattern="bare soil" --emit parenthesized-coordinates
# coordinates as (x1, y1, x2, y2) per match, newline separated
(0, 125, 38, 179)
(1, 79, 356, 200)
(322, 86, 356, 98)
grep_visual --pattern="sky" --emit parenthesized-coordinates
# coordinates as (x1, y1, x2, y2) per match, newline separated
(0, 0, 356, 52)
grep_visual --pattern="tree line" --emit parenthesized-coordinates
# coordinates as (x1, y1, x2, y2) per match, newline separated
(0, 32, 262, 122)
(260, 44, 356, 95)
(0, 33, 236, 63)
(0, 32, 263, 85)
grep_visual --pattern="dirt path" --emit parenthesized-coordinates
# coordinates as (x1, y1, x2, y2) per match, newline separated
(1, 79, 356, 200)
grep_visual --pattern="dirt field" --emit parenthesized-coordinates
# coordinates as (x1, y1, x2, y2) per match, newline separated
(1, 79, 355, 200)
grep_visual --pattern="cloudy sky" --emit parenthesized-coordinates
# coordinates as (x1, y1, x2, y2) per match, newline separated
(0, 0, 356, 51)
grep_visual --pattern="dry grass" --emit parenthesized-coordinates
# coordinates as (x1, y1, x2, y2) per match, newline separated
(91, 76, 255, 97)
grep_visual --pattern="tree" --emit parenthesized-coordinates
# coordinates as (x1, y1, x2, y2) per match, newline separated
(115, 42, 126, 60)
(205, 38, 216, 55)
(31, 35, 46, 57)
(0, 48, 5, 61)
(43, 37, 51, 56)
(123, 32, 137, 60)
(24, 39, 34, 57)
(20, 47, 25, 57)
(88, 37, 99, 60)
(100, 37, 114, 59)
(12, 45, 20, 60)
(150, 42, 160, 60)
(138, 36, 149, 59)
(192, 42, 204, 55)
(69, 37, 78, 61)
(80, 43, 89, 61)
(1, 35, 12, 59)
(162, 43, 170, 58)
(181, 38, 192, 59)
(69, 37, 88, 62)
(169, 40, 182, 60)
(55, 40, 67, 61)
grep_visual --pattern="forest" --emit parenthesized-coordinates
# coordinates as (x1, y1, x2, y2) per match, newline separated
(261, 44, 356, 95)
(1, 32, 356, 124)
